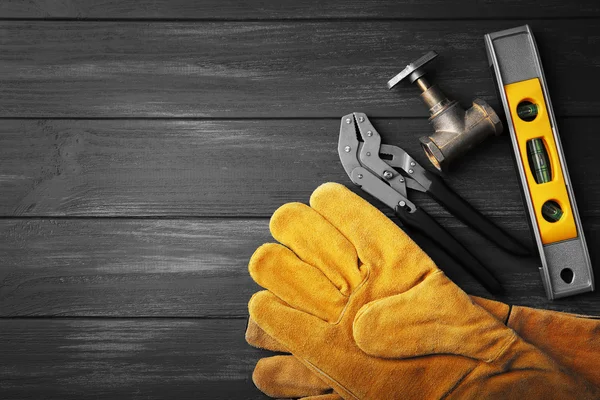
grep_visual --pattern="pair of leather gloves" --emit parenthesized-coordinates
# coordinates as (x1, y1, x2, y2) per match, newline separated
(246, 183, 600, 399)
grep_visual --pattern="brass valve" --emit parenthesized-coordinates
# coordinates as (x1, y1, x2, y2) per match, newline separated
(387, 51, 503, 171)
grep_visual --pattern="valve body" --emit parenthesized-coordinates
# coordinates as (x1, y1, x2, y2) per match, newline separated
(418, 83, 502, 170)
(388, 51, 503, 171)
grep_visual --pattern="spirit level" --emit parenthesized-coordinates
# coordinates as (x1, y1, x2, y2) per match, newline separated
(485, 25, 594, 299)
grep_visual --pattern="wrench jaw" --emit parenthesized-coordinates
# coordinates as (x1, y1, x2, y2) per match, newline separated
(339, 113, 431, 196)
(338, 113, 362, 180)
(378, 144, 433, 193)
(351, 113, 409, 197)
(338, 113, 416, 212)
(353, 112, 381, 143)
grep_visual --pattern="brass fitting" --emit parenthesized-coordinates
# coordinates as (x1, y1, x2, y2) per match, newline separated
(388, 52, 503, 171)
(418, 80, 503, 170)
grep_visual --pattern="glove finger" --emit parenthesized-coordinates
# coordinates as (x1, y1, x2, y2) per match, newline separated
(270, 202, 363, 295)
(249, 290, 329, 349)
(249, 243, 347, 322)
(253, 355, 332, 398)
(246, 319, 344, 399)
(309, 183, 424, 269)
(245, 316, 288, 352)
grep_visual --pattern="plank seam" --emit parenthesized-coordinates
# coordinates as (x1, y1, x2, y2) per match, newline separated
(1, 17, 600, 22)
(0, 115, 596, 121)
(0, 215, 273, 220)
(0, 214, 556, 220)
(0, 116, 429, 121)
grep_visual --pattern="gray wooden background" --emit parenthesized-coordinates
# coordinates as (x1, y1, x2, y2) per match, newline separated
(1, 1, 600, 398)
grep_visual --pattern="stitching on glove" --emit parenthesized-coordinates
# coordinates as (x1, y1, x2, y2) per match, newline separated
(484, 331, 517, 363)
(304, 358, 360, 400)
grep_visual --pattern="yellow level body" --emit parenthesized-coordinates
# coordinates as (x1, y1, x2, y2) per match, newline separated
(504, 78, 577, 244)
(486, 25, 593, 299)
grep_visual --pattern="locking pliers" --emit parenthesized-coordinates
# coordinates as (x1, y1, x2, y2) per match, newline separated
(338, 112, 530, 294)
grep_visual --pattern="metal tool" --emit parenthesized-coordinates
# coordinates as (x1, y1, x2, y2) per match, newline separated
(387, 51, 503, 171)
(339, 112, 531, 294)
(485, 25, 594, 299)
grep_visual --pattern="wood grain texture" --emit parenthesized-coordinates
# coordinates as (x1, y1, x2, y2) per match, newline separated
(1, 1, 599, 398)
(0, 318, 268, 399)
(1, 20, 600, 118)
(1, 0, 599, 19)
(0, 219, 266, 317)
(2, 118, 599, 217)
(2, 218, 600, 317)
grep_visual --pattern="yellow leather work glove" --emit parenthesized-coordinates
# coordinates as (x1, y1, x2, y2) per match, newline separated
(248, 182, 599, 400)
(246, 296, 600, 399)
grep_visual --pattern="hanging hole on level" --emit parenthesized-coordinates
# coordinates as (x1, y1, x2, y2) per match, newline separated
(560, 268, 574, 284)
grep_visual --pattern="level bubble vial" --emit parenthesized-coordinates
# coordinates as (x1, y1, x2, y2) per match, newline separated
(517, 100, 538, 122)
(542, 200, 563, 223)
(526, 138, 552, 184)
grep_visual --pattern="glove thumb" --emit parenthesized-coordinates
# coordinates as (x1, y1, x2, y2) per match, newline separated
(353, 271, 514, 362)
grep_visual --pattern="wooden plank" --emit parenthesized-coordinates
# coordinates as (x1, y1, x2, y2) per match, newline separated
(0, 318, 268, 399)
(0, 219, 266, 317)
(1, 20, 600, 118)
(1, 0, 599, 20)
(2, 218, 600, 317)
(1, 118, 598, 218)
